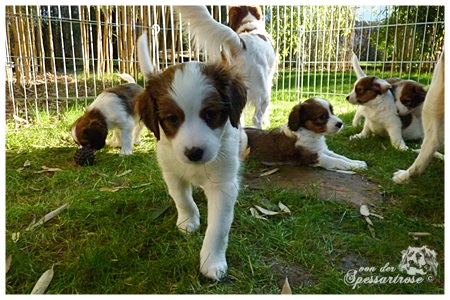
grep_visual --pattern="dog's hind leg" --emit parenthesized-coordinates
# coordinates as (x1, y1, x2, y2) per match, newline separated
(200, 180, 238, 281)
(252, 95, 270, 129)
(393, 116, 443, 183)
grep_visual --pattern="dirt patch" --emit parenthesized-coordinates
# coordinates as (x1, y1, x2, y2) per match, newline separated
(244, 165, 382, 206)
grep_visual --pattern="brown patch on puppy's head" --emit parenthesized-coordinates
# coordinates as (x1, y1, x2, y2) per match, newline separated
(228, 6, 263, 32)
(389, 79, 427, 110)
(288, 98, 335, 134)
(347, 76, 392, 104)
(71, 108, 108, 150)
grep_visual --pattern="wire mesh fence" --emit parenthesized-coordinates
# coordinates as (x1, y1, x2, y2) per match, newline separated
(4, 5, 445, 122)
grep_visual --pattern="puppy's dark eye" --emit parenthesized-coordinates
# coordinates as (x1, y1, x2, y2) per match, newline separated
(318, 114, 328, 121)
(166, 115, 179, 126)
(203, 109, 218, 124)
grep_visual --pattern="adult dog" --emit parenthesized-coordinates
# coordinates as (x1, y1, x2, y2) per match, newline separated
(393, 50, 445, 183)
(174, 5, 277, 129)
(135, 32, 247, 281)
(71, 73, 144, 155)
(347, 53, 425, 150)
(245, 98, 367, 171)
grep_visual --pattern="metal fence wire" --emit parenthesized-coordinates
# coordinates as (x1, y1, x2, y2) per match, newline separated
(5, 5, 445, 122)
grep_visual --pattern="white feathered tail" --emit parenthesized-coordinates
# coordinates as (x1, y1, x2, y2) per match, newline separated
(117, 73, 136, 83)
(137, 31, 155, 79)
(174, 6, 243, 63)
(351, 52, 366, 79)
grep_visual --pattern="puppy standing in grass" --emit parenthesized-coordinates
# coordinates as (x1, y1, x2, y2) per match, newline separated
(135, 31, 247, 280)
(71, 73, 144, 156)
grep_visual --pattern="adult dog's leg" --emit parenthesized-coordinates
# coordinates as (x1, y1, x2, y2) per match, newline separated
(200, 180, 238, 280)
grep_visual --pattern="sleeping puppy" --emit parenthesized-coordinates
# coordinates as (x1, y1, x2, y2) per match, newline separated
(174, 6, 277, 129)
(135, 32, 247, 281)
(347, 53, 425, 150)
(245, 98, 367, 171)
(71, 73, 144, 155)
(393, 50, 445, 183)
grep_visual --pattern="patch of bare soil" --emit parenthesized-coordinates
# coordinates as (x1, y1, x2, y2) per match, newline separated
(244, 165, 382, 206)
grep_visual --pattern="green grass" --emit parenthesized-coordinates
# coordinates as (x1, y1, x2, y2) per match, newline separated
(5, 81, 444, 294)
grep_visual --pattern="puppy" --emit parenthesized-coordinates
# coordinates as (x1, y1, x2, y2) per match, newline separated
(174, 6, 277, 129)
(245, 98, 367, 171)
(135, 32, 247, 281)
(393, 50, 445, 183)
(71, 73, 144, 155)
(347, 53, 425, 150)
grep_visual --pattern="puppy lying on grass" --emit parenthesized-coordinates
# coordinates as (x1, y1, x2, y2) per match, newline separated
(244, 98, 367, 172)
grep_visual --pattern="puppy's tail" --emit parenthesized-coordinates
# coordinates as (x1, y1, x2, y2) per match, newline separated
(137, 31, 155, 79)
(117, 73, 135, 83)
(174, 6, 243, 63)
(351, 52, 366, 79)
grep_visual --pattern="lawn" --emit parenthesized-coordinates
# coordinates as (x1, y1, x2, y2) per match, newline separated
(4, 71, 444, 294)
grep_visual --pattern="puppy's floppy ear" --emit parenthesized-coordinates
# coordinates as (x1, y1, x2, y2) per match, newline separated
(227, 76, 247, 128)
(135, 89, 160, 140)
(288, 103, 302, 131)
(373, 78, 392, 94)
(415, 85, 427, 102)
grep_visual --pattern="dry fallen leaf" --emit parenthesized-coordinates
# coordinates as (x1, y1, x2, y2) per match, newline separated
(26, 204, 68, 231)
(99, 187, 121, 192)
(254, 205, 280, 216)
(250, 207, 268, 220)
(5, 254, 12, 274)
(360, 205, 370, 216)
(30, 267, 54, 294)
(11, 232, 20, 243)
(259, 168, 279, 177)
(281, 277, 292, 294)
(241, 147, 251, 159)
(278, 202, 291, 214)
(34, 166, 63, 173)
(409, 232, 431, 240)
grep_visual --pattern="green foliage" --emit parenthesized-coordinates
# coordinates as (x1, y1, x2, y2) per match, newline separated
(371, 6, 444, 72)
(267, 6, 356, 68)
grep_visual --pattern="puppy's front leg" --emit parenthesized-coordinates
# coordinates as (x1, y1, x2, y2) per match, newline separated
(386, 124, 408, 151)
(200, 181, 238, 281)
(350, 120, 371, 140)
(164, 174, 200, 234)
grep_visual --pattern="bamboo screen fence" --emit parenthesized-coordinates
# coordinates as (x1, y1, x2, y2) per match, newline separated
(4, 5, 445, 122)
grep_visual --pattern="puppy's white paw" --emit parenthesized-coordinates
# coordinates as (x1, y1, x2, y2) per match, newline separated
(349, 133, 364, 140)
(176, 214, 200, 234)
(119, 149, 133, 156)
(393, 170, 410, 184)
(200, 252, 227, 281)
(353, 160, 368, 170)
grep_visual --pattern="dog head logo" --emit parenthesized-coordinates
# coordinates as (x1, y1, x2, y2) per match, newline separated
(398, 246, 438, 276)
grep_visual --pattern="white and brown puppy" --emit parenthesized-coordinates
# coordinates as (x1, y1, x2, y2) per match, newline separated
(71, 73, 144, 155)
(245, 98, 367, 171)
(135, 32, 247, 281)
(347, 53, 424, 150)
(174, 6, 277, 129)
(393, 50, 445, 183)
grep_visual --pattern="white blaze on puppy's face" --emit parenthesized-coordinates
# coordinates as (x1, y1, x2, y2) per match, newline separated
(167, 63, 223, 164)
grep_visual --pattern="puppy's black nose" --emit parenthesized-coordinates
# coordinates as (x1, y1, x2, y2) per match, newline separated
(185, 147, 204, 162)
(346, 95, 349, 101)
(336, 122, 343, 128)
